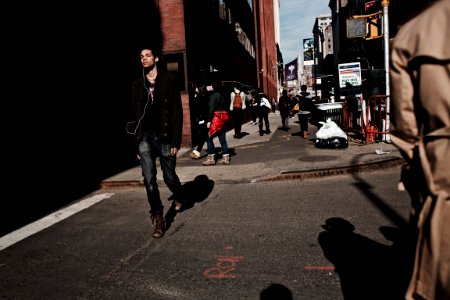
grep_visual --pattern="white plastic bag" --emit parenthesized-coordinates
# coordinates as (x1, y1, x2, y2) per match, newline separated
(315, 118, 347, 139)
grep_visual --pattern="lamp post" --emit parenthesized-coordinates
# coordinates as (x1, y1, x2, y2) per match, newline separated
(381, 0, 390, 142)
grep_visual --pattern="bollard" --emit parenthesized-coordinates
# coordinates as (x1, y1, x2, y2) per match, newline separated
(366, 124, 377, 142)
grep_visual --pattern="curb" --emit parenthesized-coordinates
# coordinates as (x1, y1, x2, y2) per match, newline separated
(99, 157, 405, 189)
(262, 157, 404, 182)
(100, 180, 143, 189)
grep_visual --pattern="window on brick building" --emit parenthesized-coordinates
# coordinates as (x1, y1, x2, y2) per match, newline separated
(162, 52, 187, 92)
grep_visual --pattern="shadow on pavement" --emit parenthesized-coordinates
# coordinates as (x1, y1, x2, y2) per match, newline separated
(318, 217, 415, 300)
(165, 175, 214, 230)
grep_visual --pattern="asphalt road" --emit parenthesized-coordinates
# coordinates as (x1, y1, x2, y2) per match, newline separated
(0, 167, 415, 300)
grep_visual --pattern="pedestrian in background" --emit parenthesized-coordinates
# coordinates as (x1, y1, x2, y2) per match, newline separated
(278, 89, 291, 131)
(249, 93, 259, 125)
(128, 46, 186, 239)
(389, 0, 450, 299)
(258, 91, 272, 136)
(270, 96, 276, 113)
(229, 84, 246, 139)
(203, 80, 231, 166)
(297, 84, 314, 139)
(190, 83, 209, 159)
(290, 90, 300, 117)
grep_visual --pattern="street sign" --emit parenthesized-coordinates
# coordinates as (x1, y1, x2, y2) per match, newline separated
(338, 62, 362, 88)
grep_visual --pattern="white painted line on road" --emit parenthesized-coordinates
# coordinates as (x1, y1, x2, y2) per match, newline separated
(0, 193, 114, 251)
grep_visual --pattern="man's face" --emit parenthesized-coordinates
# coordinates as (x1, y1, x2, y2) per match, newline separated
(140, 49, 157, 68)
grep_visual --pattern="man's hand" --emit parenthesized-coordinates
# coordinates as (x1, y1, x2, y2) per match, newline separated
(170, 147, 178, 156)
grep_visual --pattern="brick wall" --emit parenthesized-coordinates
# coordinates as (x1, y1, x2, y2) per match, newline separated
(158, 0, 191, 148)
(159, 0, 186, 52)
(180, 92, 191, 148)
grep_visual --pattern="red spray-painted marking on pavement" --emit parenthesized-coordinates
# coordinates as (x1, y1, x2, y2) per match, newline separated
(203, 256, 244, 279)
(304, 265, 335, 270)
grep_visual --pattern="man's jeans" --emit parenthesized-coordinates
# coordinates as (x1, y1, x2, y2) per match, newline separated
(139, 134, 183, 216)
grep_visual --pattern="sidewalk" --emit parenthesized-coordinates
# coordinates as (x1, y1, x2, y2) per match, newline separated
(101, 111, 404, 188)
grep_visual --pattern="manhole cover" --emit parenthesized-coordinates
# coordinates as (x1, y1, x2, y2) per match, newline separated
(298, 155, 337, 162)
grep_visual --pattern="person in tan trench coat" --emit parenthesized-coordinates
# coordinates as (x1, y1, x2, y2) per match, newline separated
(389, 0, 450, 299)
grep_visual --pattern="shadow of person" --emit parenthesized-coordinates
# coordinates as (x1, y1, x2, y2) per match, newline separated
(239, 132, 249, 138)
(182, 175, 214, 209)
(260, 283, 293, 300)
(318, 217, 412, 300)
(165, 175, 214, 230)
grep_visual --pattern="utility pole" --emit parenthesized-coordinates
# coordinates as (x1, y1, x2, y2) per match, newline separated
(381, 0, 390, 142)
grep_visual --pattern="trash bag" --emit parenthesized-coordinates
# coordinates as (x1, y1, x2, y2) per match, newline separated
(314, 118, 348, 149)
(314, 136, 348, 148)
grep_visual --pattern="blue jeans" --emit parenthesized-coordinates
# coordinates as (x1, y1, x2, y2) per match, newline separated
(206, 129, 229, 155)
(138, 134, 183, 216)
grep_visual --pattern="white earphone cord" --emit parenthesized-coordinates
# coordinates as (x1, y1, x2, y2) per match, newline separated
(126, 71, 151, 135)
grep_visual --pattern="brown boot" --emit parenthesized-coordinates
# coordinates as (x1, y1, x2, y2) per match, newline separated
(151, 215, 165, 238)
(303, 131, 310, 139)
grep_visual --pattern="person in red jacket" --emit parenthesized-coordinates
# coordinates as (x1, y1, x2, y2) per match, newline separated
(202, 80, 231, 166)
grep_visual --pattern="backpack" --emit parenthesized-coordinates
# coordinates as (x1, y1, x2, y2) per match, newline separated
(232, 93, 243, 109)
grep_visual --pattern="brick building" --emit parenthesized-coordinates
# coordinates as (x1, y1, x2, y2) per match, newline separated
(152, 0, 279, 147)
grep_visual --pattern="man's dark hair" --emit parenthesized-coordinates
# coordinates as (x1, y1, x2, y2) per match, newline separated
(139, 45, 162, 59)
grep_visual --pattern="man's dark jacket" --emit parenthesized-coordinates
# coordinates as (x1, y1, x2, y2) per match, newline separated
(130, 67, 183, 150)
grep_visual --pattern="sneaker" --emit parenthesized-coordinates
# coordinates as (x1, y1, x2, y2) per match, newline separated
(174, 200, 184, 212)
(190, 150, 201, 159)
(151, 215, 166, 238)
(218, 154, 230, 165)
(202, 154, 216, 166)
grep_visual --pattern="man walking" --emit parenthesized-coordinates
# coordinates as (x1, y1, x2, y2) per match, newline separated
(128, 46, 186, 239)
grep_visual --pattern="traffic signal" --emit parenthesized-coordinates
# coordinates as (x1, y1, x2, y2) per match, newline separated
(347, 17, 367, 38)
(346, 11, 382, 40)
(366, 14, 382, 40)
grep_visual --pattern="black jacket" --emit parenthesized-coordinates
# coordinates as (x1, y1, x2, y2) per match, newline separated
(207, 91, 227, 123)
(130, 67, 183, 149)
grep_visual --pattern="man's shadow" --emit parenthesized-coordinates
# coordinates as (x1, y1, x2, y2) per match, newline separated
(318, 217, 415, 300)
(165, 175, 214, 230)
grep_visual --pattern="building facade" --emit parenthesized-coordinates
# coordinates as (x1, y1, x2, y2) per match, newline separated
(153, 0, 278, 147)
